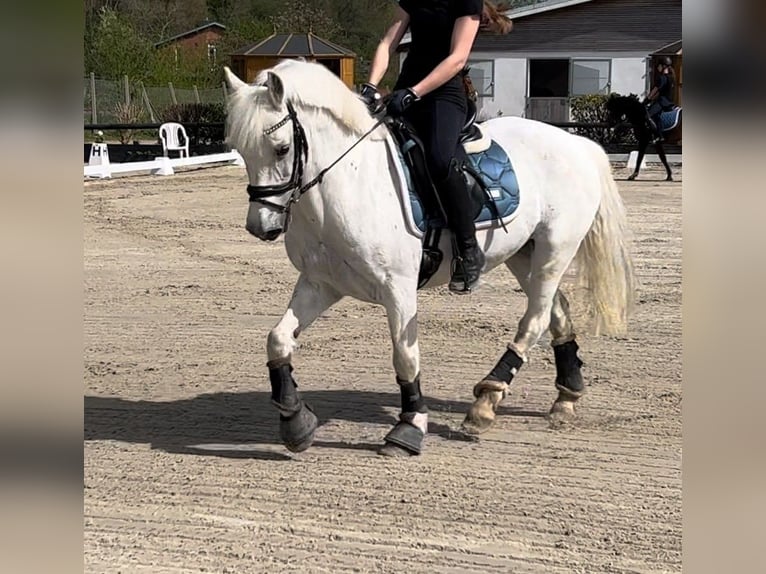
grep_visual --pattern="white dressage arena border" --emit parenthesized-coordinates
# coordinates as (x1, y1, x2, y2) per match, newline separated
(84, 146, 245, 179)
(84, 145, 680, 180)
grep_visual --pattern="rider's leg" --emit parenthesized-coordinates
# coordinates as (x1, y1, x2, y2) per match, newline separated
(416, 95, 485, 293)
(646, 102, 664, 142)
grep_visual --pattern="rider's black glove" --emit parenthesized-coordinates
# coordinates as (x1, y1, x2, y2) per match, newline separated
(386, 88, 420, 118)
(359, 83, 383, 114)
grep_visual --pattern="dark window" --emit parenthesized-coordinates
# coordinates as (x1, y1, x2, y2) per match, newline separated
(529, 59, 569, 97)
(318, 59, 341, 77)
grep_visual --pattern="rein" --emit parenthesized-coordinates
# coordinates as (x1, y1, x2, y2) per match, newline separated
(246, 101, 384, 221)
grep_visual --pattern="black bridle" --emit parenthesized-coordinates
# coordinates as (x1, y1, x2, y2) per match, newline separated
(246, 100, 384, 221)
(246, 101, 309, 213)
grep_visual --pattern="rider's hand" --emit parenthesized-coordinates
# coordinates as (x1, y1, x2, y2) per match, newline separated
(359, 83, 383, 114)
(386, 88, 420, 118)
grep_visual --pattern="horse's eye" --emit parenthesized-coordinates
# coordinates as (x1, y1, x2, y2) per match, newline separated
(276, 145, 290, 158)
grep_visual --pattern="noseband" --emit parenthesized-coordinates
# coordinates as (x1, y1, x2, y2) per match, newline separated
(245, 101, 384, 223)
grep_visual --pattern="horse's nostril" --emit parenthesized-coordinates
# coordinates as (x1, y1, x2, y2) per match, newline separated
(263, 229, 281, 241)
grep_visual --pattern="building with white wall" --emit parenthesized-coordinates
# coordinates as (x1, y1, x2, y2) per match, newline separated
(398, 0, 681, 122)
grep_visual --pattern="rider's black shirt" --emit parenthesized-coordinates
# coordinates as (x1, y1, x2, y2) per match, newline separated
(396, 0, 483, 97)
(656, 73, 676, 108)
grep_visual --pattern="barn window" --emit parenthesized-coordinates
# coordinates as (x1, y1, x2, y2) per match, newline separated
(529, 59, 570, 98)
(571, 60, 611, 95)
(466, 60, 494, 97)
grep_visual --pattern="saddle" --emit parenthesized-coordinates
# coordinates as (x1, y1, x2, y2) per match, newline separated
(386, 98, 521, 289)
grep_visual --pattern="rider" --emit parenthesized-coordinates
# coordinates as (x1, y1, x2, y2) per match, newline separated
(360, 1, 512, 293)
(645, 56, 676, 143)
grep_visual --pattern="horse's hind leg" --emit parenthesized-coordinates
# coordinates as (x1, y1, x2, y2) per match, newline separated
(548, 290, 586, 424)
(656, 142, 673, 181)
(379, 284, 427, 457)
(267, 275, 342, 453)
(463, 238, 581, 434)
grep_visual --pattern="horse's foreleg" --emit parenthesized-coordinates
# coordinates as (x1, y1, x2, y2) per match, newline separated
(267, 275, 341, 453)
(379, 286, 426, 457)
(627, 140, 646, 181)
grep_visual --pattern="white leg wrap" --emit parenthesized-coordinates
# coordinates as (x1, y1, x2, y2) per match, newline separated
(400, 411, 428, 435)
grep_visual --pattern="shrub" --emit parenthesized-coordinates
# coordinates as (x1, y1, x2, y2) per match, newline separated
(157, 103, 226, 146)
(570, 94, 636, 146)
(113, 101, 145, 144)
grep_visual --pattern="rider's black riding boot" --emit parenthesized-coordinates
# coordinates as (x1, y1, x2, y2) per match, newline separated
(647, 114, 664, 143)
(437, 159, 485, 293)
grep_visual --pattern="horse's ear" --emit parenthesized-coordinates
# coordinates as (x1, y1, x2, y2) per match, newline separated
(266, 72, 285, 108)
(223, 66, 247, 92)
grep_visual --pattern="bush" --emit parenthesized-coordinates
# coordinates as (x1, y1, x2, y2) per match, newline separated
(113, 101, 146, 144)
(570, 94, 636, 146)
(157, 103, 226, 146)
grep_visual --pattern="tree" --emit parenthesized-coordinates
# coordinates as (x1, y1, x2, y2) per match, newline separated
(119, 0, 209, 43)
(269, 0, 342, 38)
(85, 6, 154, 81)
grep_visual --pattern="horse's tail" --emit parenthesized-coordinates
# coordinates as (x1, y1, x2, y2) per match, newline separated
(573, 150, 636, 336)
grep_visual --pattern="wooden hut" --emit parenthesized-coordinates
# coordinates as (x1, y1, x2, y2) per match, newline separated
(229, 33, 356, 88)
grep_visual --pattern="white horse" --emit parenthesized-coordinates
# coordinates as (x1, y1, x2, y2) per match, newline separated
(223, 60, 635, 457)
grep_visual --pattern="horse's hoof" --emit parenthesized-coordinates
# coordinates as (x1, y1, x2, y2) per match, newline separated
(380, 421, 424, 456)
(666, 176, 674, 182)
(547, 399, 576, 428)
(627, 174, 637, 181)
(460, 416, 494, 435)
(279, 403, 318, 453)
(461, 403, 496, 435)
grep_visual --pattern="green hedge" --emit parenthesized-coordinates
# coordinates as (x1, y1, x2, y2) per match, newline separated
(157, 103, 226, 146)
(570, 94, 636, 146)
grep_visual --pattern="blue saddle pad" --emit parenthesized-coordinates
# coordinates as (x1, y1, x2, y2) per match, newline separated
(406, 140, 520, 234)
(660, 108, 682, 132)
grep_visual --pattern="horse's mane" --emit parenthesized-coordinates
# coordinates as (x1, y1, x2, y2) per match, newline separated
(227, 59, 382, 151)
(608, 93, 641, 106)
(606, 93, 643, 116)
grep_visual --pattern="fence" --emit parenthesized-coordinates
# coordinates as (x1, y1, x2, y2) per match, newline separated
(84, 73, 228, 125)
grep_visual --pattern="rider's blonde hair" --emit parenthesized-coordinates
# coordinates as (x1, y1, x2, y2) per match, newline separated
(482, 1, 514, 35)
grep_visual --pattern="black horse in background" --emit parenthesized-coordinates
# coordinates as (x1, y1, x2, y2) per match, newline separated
(605, 94, 682, 181)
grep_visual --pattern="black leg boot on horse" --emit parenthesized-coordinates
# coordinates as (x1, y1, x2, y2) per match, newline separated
(379, 375, 428, 457)
(268, 361, 318, 453)
(438, 158, 485, 294)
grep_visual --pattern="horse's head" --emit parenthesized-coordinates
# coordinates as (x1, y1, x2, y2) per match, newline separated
(224, 61, 383, 242)
(224, 66, 301, 241)
(604, 93, 642, 126)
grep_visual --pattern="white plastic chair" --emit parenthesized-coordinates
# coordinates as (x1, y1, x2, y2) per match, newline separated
(159, 122, 190, 158)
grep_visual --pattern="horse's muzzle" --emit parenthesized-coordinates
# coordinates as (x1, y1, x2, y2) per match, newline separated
(262, 229, 282, 242)
(245, 222, 283, 241)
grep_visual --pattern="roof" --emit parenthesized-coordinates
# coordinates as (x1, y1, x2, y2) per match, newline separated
(154, 22, 226, 49)
(507, 0, 595, 19)
(231, 33, 355, 57)
(651, 39, 682, 55)
(399, 0, 595, 47)
(399, 0, 680, 54)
